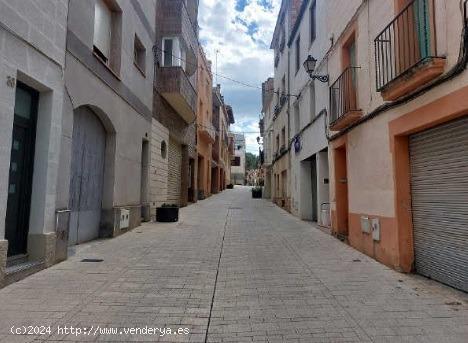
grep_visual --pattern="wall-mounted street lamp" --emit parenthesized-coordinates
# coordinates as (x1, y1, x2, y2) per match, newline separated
(303, 55, 329, 83)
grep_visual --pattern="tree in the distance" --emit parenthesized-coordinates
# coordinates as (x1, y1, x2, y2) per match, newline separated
(245, 152, 259, 171)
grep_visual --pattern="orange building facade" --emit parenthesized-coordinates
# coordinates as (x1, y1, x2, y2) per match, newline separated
(325, 0, 468, 292)
(196, 47, 214, 200)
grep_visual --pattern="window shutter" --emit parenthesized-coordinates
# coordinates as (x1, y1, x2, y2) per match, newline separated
(94, 0, 112, 59)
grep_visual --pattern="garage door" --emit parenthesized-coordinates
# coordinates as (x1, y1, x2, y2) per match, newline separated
(409, 116, 468, 292)
(69, 107, 106, 245)
(167, 138, 182, 206)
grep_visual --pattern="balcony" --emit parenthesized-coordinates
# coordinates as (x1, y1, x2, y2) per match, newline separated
(329, 67, 362, 131)
(199, 123, 215, 143)
(158, 66, 197, 123)
(157, 0, 198, 55)
(374, 0, 444, 101)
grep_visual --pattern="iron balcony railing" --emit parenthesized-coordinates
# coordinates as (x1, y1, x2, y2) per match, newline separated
(374, 0, 438, 91)
(329, 67, 361, 125)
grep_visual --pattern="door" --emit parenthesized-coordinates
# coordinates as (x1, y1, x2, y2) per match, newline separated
(167, 139, 182, 205)
(409, 116, 468, 292)
(413, 0, 431, 58)
(343, 36, 357, 112)
(69, 107, 106, 245)
(334, 146, 349, 236)
(5, 83, 39, 256)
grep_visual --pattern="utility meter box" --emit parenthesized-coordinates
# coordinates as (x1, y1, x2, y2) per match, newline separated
(360, 216, 370, 233)
(371, 218, 380, 241)
(120, 209, 130, 230)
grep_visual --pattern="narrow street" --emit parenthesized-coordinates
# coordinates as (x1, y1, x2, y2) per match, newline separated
(0, 187, 467, 343)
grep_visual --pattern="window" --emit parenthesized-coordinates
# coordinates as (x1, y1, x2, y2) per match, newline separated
(232, 156, 241, 166)
(163, 38, 174, 66)
(276, 135, 280, 152)
(309, 83, 316, 120)
(162, 37, 186, 69)
(310, 1, 316, 44)
(295, 35, 300, 72)
(281, 127, 285, 148)
(134, 34, 146, 75)
(160, 141, 167, 159)
(94, 0, 112, 63)
(294, 103, 300, 134)
(93, 0, 121, 72)
(268, 132, 272, 158)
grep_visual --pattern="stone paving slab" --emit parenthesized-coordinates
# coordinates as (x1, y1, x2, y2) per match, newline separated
(0, 187, 466, 342)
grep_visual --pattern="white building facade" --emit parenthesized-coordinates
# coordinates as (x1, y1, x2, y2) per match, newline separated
(231, 133, 246, 185)
(287, 0, 330, 225)
(0, 0, 69, 286)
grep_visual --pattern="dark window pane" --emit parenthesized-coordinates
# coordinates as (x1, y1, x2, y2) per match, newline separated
(164, 39, 173, 66)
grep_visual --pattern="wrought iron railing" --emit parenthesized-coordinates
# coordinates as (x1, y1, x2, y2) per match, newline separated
(329, 67, 361, 125)
(374, 0, 438, 91)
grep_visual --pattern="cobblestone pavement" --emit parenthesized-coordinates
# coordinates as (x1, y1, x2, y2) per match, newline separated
(0, 186, 467, 343)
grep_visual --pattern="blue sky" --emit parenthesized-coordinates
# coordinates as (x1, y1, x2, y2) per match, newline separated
(199, 0, 281, 154)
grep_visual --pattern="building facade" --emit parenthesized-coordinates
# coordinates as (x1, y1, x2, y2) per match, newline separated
(211, 86, 234, 193)
(325, 0, 468, 292)
(0, 0, 69, 285)
(260, 78, 275, 199)
(152, 0, 199, 208)
(231, 133, 246, 185)
(61, 0, 156, 246)
(1, 0, 157, 286)
(196, 46, 214, 200)
(263, 0, 468, 292)
(269, 0, 303, 212)
(287, 0, 330, 225)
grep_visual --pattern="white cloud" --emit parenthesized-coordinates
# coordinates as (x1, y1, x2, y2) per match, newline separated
(199, 0, 281, 154)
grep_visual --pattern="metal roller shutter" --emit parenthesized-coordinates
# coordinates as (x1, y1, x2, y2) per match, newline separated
(167, 138, 182, 206)
(409, 116, 468, 292)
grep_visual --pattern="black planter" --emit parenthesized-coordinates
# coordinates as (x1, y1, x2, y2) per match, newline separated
(156, 207, 179, 222)
(227, 184, 234, 189)
(252, 189, 262, 198)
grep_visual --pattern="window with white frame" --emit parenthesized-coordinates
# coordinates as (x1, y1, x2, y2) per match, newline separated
(294, 102, 300, 134)
(134, 34, 146, 74)
(162, 37, 186, 69)
(295, 35, 301, 72)
(94, 0, 112, 63)
(310, 0, 316, 44)
(93, 0, 121, 73)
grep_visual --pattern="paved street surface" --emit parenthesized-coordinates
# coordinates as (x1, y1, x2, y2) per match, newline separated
(0, 186, 467, 343)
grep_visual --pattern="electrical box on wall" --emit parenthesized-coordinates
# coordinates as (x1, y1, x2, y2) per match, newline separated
(371, 218, 380, 241)
(120, 209, 130, 230)
(360, 216, 370, 233)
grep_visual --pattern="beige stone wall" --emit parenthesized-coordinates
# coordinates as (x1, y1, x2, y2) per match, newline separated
(150, 119, 169, 212)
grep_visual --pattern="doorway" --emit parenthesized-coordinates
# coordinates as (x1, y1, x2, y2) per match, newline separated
(69, 107, 106, 245)
(311, 156, 318, 222)
(188, 158, 195, 202)
(334, 146, 349, 237)
(141, 140, 149, 220)
(5, 82, 39, 257)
